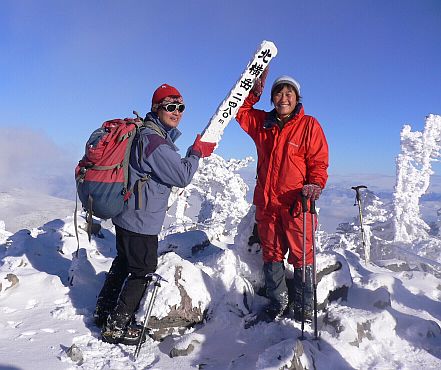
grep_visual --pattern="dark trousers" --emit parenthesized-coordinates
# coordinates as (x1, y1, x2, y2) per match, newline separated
(96, 225, 158, 320)
(115, 225, 158, 278)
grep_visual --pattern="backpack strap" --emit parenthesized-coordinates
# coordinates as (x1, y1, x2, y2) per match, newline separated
(143, 120, 167, 139)
(133, 110, 166, 139)
(86, 194, 93, 241)
(136, 120, 166, 165)
(132, 119, 167, 210)
(134, 174, 151, 210)
(119, 119, 143, 196)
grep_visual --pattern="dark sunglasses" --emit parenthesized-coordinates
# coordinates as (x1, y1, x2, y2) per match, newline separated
(161, 103, 186, 113)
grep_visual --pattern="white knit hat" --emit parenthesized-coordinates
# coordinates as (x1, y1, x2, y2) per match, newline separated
(271, 75, 301, 97)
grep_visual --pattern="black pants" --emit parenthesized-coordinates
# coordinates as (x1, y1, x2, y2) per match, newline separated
(96, 225, 158, 319)
(115, 225, 158, 277)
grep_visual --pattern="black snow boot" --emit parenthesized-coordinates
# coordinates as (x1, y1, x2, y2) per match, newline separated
(93, 256, 128, 328)
(285, 265, 313, 322)
(245, 262, 288, 328)
(101, 276, 150, 345)
(101, 310, 132, 344)
(101, 308, 148, 346)
(93, 304, 111, 329)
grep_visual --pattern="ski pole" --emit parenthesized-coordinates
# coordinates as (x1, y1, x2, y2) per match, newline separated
(134, 273, 167, 359)
(300, 194, 308, 340)
(351, 185, 368, 264)
(310, 199, 319, 340)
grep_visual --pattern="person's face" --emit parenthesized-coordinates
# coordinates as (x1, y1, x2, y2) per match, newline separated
(272, 86, 298, 118)
(156, 96, 185, 128)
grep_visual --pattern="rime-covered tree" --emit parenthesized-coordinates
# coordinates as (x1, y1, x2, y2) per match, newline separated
(393, 114, 441, 242)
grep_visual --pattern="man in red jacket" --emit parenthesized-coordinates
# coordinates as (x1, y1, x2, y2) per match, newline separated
(236, 71, 329, 325)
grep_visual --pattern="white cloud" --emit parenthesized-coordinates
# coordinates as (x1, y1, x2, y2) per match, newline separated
(0, 127, 76, 199)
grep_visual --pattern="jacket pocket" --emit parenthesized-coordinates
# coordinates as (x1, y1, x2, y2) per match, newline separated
(144, 181, 171, 213)
(286, 140, 305, 161)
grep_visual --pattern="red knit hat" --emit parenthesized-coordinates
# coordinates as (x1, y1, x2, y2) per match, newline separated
(151, 84, 182, 107)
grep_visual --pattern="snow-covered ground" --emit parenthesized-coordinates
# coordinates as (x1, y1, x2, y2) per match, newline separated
(1, 116, 441, 369)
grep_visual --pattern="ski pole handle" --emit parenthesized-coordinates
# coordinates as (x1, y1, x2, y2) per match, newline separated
(351, 185, 367, 191)
(351, 185, 367, 203)
(146, 272, 168, 284)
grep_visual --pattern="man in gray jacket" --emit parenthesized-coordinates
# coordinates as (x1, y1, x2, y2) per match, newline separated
(95, 83, 215, 344)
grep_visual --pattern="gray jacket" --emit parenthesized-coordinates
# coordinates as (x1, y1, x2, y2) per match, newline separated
(112, 112, 200, 235)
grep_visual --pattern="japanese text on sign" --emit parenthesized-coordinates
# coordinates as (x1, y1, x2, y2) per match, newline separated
(218, 48, 272, 123)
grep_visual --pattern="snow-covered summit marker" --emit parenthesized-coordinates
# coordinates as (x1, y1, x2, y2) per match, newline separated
(201, 40, 278, 144)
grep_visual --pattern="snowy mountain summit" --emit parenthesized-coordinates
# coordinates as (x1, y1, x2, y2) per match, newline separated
(1, 116, 441, 369)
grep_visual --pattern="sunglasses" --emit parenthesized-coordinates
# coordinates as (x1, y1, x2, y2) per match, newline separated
(161, 103, 186, 113)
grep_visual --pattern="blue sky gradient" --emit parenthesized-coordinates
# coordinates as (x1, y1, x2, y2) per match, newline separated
(1, 0, 440, 176)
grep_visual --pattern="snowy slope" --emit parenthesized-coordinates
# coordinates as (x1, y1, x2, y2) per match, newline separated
(0, 188, 75, 234)
(0, 164, 441, 369)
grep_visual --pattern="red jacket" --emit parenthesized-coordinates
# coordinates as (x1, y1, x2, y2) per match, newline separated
(236, 93, 329, 213)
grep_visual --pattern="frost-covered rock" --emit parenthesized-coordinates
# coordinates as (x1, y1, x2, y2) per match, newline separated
(66, 344, 84, 365)
(169, 339, 200, 358)
(1, 273, 19, 292)
(169, 332, 205, 358)
(137, 252, 211, 338)
(159, 230, 211, 259)
(159, 229, 254, 317)
(232, 205, 264, 288)
(316, 252, 352, 309)
(323, 306, 397, 348)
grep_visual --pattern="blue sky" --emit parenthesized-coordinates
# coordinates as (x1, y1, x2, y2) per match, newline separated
(1, 0, 440, 177)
